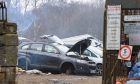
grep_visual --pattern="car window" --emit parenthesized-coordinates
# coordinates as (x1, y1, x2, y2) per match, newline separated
(54, 44, 69, 54)
(84, 49, 97, 58)
(45, 45, 59, 54)
(91, 52, 98, 58)
(21, 44, 30, 50)
(30, 44, 43, 51)
(83, 50, 92, 56)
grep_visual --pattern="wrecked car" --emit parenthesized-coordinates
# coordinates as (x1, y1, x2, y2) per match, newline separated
(39, 34, 102, 75)
(66, 44, 102, 75)
(17, 39, 96, 75)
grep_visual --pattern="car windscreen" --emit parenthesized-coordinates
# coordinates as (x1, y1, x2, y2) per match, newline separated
(54, 44, 69, 54)
(88, 46, 103, 58)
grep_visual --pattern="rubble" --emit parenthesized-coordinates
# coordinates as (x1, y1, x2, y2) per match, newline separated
(26, 69, 44, 75)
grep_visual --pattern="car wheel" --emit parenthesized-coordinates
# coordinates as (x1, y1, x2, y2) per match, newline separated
(65, 67, 73, 75)
(96, 64, 102, 76)
(61, 64, 74, 75)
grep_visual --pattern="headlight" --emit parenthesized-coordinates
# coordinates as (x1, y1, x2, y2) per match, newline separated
(76, 60, 87, 63)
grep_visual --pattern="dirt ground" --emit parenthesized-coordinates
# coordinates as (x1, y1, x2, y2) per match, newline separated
(16, 73, 102, 84)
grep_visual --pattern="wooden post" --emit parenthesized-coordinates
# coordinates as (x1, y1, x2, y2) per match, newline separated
(103, 0, 140, 84)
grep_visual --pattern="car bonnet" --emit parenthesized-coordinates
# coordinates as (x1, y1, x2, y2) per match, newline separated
(67, 39, 91, 55)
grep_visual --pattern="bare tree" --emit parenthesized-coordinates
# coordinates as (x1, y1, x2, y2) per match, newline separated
(32, 0, 40, 41)
(24, 0, 30, 13)
(14, 0, 104, 41)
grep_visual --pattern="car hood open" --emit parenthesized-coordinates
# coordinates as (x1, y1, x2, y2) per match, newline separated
(67, 39, 91, 55)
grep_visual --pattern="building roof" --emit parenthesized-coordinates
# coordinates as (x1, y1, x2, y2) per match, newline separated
(106, 0, 140, 8)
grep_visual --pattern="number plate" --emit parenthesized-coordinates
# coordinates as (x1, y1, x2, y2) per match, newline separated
(90, 70, 96, 73)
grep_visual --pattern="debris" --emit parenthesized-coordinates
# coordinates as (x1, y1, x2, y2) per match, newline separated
(46, 72, 51, 75)
(16, 67, 25, 75)
(49, 79, 72, 84)
(25, 69, 44, 75)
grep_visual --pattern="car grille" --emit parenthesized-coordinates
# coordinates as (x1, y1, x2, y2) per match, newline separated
(88, 61, 95, 64)
(89, 66, 96, 70)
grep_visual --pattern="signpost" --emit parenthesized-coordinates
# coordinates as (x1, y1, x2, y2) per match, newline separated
(106, 5, 121, 50)
(118, 45, 132, 60)
(124, 15, 140, 21)
(104, 0, 140, 84)
(124, 23, 140, 45)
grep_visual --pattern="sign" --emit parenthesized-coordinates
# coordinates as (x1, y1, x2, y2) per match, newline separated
(106, 5, 121, 50)
(118, 45, 133, 60)
(124, 23, 140, 45)
(124, 23, 140, 34)
(124, 15, 140, 21)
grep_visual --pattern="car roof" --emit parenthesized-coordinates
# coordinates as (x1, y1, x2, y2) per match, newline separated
(19, 39, 91, 56)
(19, 42, 63, 47)
(19, 42, 46, 46)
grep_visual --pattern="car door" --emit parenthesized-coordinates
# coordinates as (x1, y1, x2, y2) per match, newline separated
(28, 43, 44, 69)
(43, 44, 62, 69)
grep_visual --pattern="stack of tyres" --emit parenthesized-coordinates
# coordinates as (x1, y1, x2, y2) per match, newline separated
(0, 22, 18, 84)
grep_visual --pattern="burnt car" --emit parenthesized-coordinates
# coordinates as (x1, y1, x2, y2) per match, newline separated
(17, 39, 96, 74)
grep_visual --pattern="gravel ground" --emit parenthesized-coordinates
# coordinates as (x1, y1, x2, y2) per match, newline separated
(16, 73, 102, 84)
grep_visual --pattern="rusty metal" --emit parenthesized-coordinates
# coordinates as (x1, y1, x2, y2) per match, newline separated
(0, 2, 7, 22)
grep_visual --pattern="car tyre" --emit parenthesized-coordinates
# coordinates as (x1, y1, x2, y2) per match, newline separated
(61, 64, 74, 75)
(65, 67, 73, 75)
(96, 64, 102, 76)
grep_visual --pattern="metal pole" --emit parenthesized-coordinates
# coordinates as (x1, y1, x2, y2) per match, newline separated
(26, 50, 28, 71)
